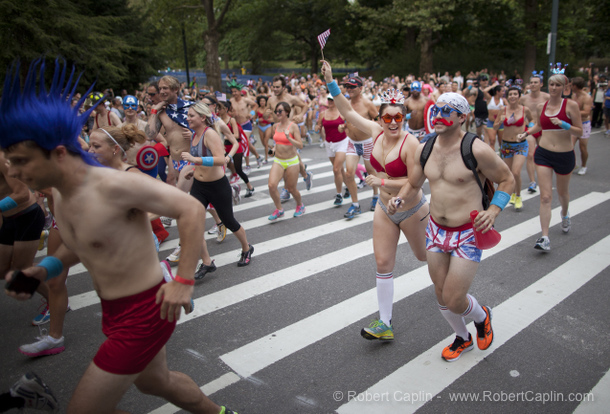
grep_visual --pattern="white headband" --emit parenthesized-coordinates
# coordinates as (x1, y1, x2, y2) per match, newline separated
(99, 128, 127, 157)
(437, 93, 471, 114)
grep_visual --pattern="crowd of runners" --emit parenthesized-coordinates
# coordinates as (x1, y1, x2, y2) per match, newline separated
(0, 57, 608, 412)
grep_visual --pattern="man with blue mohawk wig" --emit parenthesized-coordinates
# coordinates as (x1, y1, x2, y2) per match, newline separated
(1, 60, 238, 414)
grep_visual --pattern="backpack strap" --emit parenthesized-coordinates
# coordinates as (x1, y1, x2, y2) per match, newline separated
(460, 132, 489, 207)
(419, 133, 437, 169)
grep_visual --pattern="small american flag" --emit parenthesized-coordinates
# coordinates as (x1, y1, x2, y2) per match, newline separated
(317, 29, 331, 49)
(349, 72, 359, 78)
(215, 91, 227, 102)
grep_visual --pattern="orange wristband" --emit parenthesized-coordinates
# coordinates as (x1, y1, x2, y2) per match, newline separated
(150, 108, 158, 115)
(174, 275, 194, 286)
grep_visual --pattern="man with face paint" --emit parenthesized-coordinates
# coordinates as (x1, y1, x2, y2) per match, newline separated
(390, 92, 514, 362)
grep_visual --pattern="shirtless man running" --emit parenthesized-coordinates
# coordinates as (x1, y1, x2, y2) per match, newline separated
(341, 76, 380, 215)
(520, 73, 550, 193)
(405, 81, 429, 141)
(570, 77, 593, 175)
(145, 75, 195, 192)
(390, 92, 514, 362)
(2, 60, 236, 414)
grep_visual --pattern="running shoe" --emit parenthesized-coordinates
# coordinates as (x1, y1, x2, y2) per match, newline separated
(474, 306, 494, 350)
(19, 335, 65, 358)
(344, 204, 361, 219)
(229, 174, 240, 184)
(256, 156, 263, 168)
(216, 223, 227, 243)
(244, 165, 251, 175)
(194, 261, 217, 280)
(38, 230, 49, 251)
(306, 133, 312, 145)
(509, 193, 516, 205)
(357, 180, 366, 189)
(161, 216, 173, 227)
(208, 224, 218, 235)
(293, 204, 306, 217)
(268, 209, 284, 221)
(10, 372, 59, 413)
(304, 171, 314, 191)
(578, 167, 587, 175)
(166, 246, 181, 264)
(343, 187, 350, 199)
(527, 181, 537, 193)
(370, 195, 379, 212)
(334, 194, 343, 206)
(514, 196, 523, 211)
(160, 260, 174, 283)
(245, 188, 255, 198)
(219, 406, 238, 414)
(534, 236, 551, 252)
(441, 334, 474, 362)
(561, 212, 571, 233)
(361, 319, 394, 340)
(237, 244, 254, 267)
(280, 188, 291, 203)
(32, 301, 50, 326)
(232, 184, 241, 205)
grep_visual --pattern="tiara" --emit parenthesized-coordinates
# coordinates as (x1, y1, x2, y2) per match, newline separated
(532, 70, 544, 79)
(550, 63, 567, 75)
(380, 88, 405, 105)
(505, 79, 522, 90)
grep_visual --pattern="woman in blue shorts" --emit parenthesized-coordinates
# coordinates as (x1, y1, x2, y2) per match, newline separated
(493, 84, 534, 211)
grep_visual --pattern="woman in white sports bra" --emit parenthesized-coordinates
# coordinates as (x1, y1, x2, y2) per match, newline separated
(485, 85, 506, 150)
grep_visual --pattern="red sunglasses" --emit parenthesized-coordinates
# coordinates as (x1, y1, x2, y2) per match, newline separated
(380, 113, 404, 124)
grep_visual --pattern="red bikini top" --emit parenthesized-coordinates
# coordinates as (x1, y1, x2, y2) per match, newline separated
(540, 99, 571, 130)
(503, 106, 525, 128)
(370, 132, 408, 178)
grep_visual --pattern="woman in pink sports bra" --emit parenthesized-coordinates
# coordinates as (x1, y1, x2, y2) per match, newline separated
(518, 72, 583, 252)
(322, 60, 429, 341)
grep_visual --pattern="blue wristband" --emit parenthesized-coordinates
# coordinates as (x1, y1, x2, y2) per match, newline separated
(0, 196, 18, 212)
(327, 81, 341, 97)
(38, 257, 64, 281)
(527, 122, 535, 128)
(490, 190, 510, 211)
(560, 121, 571, 130)
(200, 157, 214, 166)
(405, 113, 412, 120)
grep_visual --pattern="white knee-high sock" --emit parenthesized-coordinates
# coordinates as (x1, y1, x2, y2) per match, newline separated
(376, 272, 393, 326)
(438, 303, 469, 339)
(461, 294, 486, 323)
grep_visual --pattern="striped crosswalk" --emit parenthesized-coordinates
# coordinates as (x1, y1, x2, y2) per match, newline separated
(4, 135, 610, 414)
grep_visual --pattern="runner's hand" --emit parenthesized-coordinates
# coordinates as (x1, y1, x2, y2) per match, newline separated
(321, 61, 333, 83)
(472, 208, 499, 233)
(387, 197, 402, 215)
(4, 267, 46, 301)
(156, 281, 194, 323)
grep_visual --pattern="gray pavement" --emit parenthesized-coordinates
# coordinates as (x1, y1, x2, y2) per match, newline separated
(1, 129, 609, 413)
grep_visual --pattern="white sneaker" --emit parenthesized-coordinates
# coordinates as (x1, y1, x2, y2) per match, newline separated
(577, 167, 587, 175)
(561, 212, 571, 233)
(160, 260, 173, 283)
(244, 166, 251, 175)
(19, 335, 65, 357)
(232, 184, 241, 205)
(160, 216, 172, 227)
(207, 224, 218, 235)
(166, 246, 181, 264)
(10, 372, 59, 412)
(534, 236, 551, 252)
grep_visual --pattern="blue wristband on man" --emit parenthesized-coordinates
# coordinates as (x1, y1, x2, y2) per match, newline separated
(327, 81, 341, 97)
(490, 190, 510, 211)
(37, 257, 64, 281)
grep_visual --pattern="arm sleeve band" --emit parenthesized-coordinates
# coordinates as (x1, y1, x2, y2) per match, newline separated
(405, 113, 412, 120)
(490, 190, 510, 211)
(327, 81, 341, 97)
(38, 257, 64, 281)
(528, 122, 535, 128)
(0, 196, 18, 212)
(200, 157, 214, 166)
(560, 121, 572, 130)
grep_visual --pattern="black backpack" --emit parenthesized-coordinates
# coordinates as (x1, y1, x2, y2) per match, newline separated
(419, 132, 495, 210)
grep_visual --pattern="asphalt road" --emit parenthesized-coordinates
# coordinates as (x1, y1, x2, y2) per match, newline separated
(1, 128, 609, 414)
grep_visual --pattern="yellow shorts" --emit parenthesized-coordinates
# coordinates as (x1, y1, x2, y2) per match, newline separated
(274, 155, 300, 169)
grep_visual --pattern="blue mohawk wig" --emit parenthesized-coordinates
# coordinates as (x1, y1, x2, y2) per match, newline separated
(0, 58, 101, 166)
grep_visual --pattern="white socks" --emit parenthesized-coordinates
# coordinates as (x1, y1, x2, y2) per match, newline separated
(376, 272, 393, 326)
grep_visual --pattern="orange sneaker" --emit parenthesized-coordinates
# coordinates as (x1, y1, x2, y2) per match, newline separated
(474, 306, 494, 350)
(442, 334, 473, 362)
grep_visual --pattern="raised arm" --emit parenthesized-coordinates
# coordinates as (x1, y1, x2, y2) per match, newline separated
(320, 60, 381, 138)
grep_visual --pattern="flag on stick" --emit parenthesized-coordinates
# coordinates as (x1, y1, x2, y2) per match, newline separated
(317, 28, 331, 60)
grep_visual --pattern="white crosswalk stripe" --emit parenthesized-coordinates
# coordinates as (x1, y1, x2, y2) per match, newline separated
(5, 134, 610, 414)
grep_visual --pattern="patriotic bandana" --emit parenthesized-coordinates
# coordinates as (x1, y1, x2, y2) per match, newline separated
(165, 98, 194, 129)
(437, 93, 471, 114)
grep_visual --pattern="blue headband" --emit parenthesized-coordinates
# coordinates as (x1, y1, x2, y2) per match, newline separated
(0, 58, 101, 166)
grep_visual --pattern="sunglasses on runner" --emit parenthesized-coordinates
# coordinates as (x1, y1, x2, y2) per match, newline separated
(380, 113, 404, 124)
(275, 110, 284, 115)
(147, 92, 157, 96)
(123, 104, 137, 110)
(431, 105, 462, 118)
